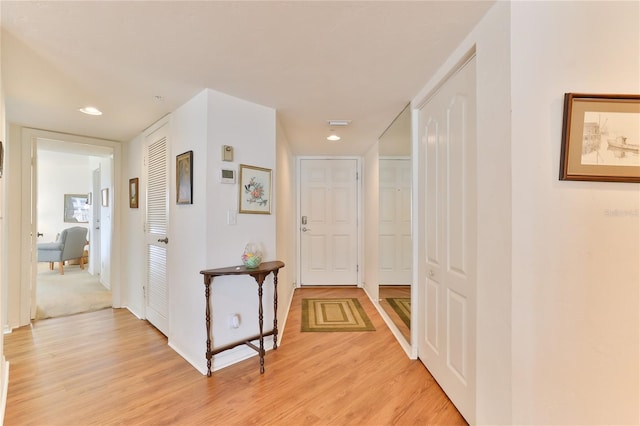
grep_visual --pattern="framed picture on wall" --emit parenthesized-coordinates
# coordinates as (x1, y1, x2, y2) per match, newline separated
(129, 178, 139, 208)
(238, 164, 272, 214)
(176, 150, 193, 205)
(63, 193, 89, 223)
(560, 93, 640, 182)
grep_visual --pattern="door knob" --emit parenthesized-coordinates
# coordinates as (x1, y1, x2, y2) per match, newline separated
(158, 237, 169, 244)
(301, 227, 311, 232)
(37, 232, 43, 237)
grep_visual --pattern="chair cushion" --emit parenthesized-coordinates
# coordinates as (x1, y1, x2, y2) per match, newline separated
(37, 242, 64, 251)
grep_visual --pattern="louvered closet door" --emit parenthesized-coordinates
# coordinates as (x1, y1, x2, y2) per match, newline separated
(145, 123, 170, 336)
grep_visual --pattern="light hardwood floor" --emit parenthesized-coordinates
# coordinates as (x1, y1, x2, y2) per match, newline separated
(4, 287, 466, 425)
(379, 285, 411, 342)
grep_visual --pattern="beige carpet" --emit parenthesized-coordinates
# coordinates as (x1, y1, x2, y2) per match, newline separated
(36, 263, 112, 320)
(301, 298, 375, 332)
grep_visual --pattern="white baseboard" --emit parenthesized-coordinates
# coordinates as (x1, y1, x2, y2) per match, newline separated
(169, 336, 275, 376)
(0, 358, 9, 423)
(274, 286, 296, 346)
(124, 306, 143, 320)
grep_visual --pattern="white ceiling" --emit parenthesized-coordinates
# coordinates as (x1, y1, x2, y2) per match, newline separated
(1, 1, 494, 156)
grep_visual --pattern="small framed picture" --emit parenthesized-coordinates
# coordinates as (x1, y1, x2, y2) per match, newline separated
(238, 164, 272, 214)
(560, 93, 640, 182)
(129, 178, 139, 208)
(176, 150, 193, 205)
(101, 188, 109, 207)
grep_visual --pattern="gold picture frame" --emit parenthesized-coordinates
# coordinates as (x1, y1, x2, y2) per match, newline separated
(238, 164, 272, 214)
(176, 151, 193, 205)
(560, 93, 640, 182)
(129, 178, 139, 208)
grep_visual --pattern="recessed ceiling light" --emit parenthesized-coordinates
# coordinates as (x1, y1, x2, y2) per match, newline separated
(78, 106, 103, 116)
(327, 134, 341, 141)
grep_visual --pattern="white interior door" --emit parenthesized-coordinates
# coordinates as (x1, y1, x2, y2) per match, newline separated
(379, 158, 412, 285)
(299, 158, 359, 286)
(145, 123, 170, 335)
(89, 167, 101, 276)
(417, 56, 477, 423)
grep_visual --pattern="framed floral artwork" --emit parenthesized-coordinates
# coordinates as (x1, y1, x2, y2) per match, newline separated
(238, 164, 272, 214)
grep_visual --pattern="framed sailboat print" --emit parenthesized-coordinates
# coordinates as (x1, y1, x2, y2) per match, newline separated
(560, 93, 640, 182)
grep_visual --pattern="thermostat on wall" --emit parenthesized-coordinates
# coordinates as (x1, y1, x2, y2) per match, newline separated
(220, 168, 236, 184)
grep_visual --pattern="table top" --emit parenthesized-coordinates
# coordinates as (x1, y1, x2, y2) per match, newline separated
(200, 260, 285, 277)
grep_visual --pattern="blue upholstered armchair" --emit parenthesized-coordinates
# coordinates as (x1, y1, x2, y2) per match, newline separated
(37, 226, 88, 275)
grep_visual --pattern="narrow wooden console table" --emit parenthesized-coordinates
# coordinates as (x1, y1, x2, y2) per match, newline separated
(200, 260, 285, 377)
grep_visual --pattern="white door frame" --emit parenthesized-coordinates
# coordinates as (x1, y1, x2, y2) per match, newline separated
(18, 128, 122, 327)
(296, 156, 362, 288)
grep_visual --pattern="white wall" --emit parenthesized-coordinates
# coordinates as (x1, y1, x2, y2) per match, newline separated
(0, 25, 9, 418)
(166, 90, 209, 370)
(275, 117, 297, 339)
(121, 89, 282, 374)
(510, 2, 639, 424)
(203, 89, 277, 370)
(5, 124, 23, 329)
(36, 150, 91, 242)
(362, 143, 379, 301)
(122, 133, 145, 315)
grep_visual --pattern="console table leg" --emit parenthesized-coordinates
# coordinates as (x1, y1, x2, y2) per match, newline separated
(204, 279, 212, 377)
(273, 270, 279, 349)
(258, 283, 265, 374)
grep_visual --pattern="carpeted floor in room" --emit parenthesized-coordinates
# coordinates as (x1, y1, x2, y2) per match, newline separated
(36, 262, 112, 320)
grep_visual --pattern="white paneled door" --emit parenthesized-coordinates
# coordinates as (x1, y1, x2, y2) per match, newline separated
(417, 56, 477, 423)
(379, 158, 412, 285)
(145, 122, 170, 336)
(299, 159, 359, 286)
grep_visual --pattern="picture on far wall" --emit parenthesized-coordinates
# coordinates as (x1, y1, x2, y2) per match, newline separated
(63, 193, 89, 223)
(129, 178, 139, 208)
(560, 93, 640, 182)
(238, 164, 272, 214)
(176, 150, 193, 205)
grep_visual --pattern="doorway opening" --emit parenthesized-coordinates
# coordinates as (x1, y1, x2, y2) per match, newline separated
(34, 140, 113, 319)
(16, 128, 120, 327)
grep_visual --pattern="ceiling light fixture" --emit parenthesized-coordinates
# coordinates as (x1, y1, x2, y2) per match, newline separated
(78, 106, 103, 116)
(326, 119, 350, 142)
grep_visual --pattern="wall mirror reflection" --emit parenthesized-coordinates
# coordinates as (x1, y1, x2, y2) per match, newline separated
(378, 104, 412, 343)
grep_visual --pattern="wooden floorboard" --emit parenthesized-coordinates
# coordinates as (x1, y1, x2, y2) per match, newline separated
(4, 287, 466, 425)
